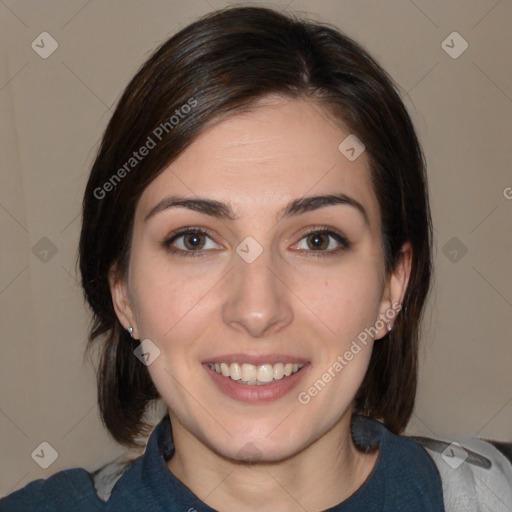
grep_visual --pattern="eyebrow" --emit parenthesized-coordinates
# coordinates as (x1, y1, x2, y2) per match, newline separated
(144, 193, 369, 226)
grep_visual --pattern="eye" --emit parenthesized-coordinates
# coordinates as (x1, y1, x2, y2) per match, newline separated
(291, 228, 350, 255)
(163, 228, 222, 257)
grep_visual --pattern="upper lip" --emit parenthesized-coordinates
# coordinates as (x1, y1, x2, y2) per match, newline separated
(203, 353, 309, 366)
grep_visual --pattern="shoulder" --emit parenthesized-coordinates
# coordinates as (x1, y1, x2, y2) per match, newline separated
(0, 467, 105, 512)
(0, 415, 174, 512)
(353, 416, 512, 510)
(382, 425, 446, 504)
(0, 453, 140, 512)
(351, 415, 445, 509)
(413, 435, 512, 512)
(0, 454, 154, 512)
(352, 414, 440, 478)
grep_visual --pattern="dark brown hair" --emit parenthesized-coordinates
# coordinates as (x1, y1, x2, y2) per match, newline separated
(79, 5, 432, 447)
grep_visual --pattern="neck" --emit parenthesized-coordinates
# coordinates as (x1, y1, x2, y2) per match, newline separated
(166, 412, 379, 511)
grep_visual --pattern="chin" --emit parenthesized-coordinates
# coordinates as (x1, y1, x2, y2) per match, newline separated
(223, 438, 302, 464)
(203, 423, 311, 464)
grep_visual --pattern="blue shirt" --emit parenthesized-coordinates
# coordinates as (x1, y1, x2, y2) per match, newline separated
(0, 414, 445, 511)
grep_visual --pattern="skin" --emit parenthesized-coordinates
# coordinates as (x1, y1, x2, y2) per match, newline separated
(110, 95, 412, 511)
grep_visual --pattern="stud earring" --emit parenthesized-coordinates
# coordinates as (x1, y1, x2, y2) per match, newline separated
(127, 326, 140, 345)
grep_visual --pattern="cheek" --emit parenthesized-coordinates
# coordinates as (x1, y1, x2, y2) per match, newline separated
(129, 249, 223, 342)
(290, 256, 383, 341)
(293, 262, 381, 417)
(127, 257, 221, 411)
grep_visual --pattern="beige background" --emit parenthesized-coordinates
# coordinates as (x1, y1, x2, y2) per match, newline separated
(1, 0, 511, 495)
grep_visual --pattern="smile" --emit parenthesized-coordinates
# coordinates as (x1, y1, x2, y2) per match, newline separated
(208, 362, 305, 385)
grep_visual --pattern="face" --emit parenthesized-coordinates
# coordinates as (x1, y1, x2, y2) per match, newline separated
(111, 96, 410, 462)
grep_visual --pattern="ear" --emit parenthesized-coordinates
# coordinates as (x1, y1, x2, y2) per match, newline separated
(108, 264, 139, 339)
(375, 242, 412, 340)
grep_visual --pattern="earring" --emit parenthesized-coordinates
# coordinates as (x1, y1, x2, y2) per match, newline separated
(387, 322, 392, 333)
(127, 326, 140, 345)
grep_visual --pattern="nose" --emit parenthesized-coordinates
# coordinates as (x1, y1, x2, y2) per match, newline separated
(221, 247, 294, 338)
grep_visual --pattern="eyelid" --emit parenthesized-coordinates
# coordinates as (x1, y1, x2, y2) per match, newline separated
(162, 227, 222, 257)
(290, 226, 350, 254)
(164, 226, 217, 243)
(162, 226, 350, 257)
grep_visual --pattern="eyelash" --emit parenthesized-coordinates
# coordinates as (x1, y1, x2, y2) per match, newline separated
(161, 227, 350, 258)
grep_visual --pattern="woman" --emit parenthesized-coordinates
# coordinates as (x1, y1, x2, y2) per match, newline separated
(1, 5, 510, 512)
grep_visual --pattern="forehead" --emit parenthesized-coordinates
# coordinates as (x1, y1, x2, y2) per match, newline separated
(137, 96, 379, 226)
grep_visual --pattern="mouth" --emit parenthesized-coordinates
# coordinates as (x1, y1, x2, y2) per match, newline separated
(204, 357, 310, 402)
(208, 362, 305, 385)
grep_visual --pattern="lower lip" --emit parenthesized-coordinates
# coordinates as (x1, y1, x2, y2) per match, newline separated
(205, 364, 310, 403)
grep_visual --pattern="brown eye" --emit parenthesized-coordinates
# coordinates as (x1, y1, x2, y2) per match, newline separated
(291, 228, 350, 255)
(306, 232, 330, 250)
(163, 228, 222, 257)
(182, 232, 206, 250)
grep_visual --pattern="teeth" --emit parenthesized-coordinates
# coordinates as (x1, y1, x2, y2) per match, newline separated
(230, 363, 242, 380)
(257, 364, 274, 383)
(241, 363, 257, 382)
(273, 363, 284, 380)
(208, 361, 304, 383)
